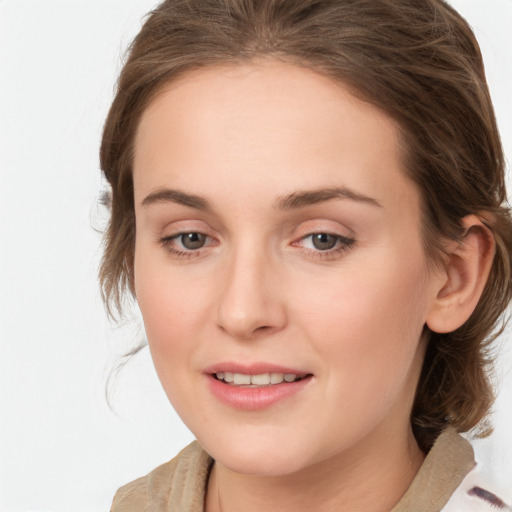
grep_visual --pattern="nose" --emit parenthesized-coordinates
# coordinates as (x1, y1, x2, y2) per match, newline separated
(216, 247, 287, 340)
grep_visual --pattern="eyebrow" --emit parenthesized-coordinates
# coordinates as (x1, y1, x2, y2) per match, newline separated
(141, 186, 382, 211)
(141, 188, 213, 211)
(276, 187, 382, 210)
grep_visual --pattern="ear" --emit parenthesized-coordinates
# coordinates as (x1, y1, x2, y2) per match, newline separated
(426, 215, 495, 334)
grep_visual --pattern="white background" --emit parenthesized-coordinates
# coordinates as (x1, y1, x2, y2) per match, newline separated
(0, 1, 511, 511)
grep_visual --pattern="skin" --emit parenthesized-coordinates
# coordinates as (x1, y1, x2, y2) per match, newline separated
(131, 60, 481, 511)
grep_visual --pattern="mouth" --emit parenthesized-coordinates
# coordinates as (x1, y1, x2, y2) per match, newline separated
(213, 371, 310, 387)
(205, 364, 314, 410)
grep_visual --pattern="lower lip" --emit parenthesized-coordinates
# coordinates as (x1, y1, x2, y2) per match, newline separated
(206, 374, 312, 411)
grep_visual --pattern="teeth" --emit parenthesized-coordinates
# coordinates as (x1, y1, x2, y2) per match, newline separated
(215, 371, 302, 386)
(270, 372, 284, 384)
(251, 373, 271, 385)
(233, 373, 251, 385)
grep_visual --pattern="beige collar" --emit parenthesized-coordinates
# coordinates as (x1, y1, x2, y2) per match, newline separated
(112, 428, 475, 512)
(391, 428, 475, 512)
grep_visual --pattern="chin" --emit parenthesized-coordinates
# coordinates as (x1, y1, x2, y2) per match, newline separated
(197, 429, 320, 477)
(215, 449, 306, 477)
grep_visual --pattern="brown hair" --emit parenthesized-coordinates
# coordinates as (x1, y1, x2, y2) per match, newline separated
(99, 0, 512, 451)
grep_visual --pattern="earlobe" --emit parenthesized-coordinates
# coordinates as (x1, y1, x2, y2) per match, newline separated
(426, 215, 495, 334)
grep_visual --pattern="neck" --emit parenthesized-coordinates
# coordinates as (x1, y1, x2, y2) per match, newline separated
(206, 423, 425, 512)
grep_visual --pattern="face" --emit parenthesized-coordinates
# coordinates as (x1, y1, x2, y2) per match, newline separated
(132, 60, 443, 476)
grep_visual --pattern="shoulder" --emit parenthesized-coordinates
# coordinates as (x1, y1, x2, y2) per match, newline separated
(110, 441, 213, 512)
(110, 449, 184, 512)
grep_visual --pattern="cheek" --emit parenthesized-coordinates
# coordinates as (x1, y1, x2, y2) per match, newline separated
(133, 249, 208, 378)
(292, 252, 431, 387)
(135, 275, 211, 420)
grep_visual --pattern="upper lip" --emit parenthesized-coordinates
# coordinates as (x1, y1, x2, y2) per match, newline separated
(203, 362, 311, 376)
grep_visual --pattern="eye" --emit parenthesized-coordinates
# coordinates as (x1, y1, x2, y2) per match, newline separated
(300, 232, 354, 252)
(309, 233, 339, 251)
(178, 232, 207, 250)
(293, 232, 355, 259)
(160, 231, 215, 256)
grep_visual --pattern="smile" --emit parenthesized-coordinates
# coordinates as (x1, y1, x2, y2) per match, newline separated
(206, 365, 313, 411)
(214, 372, 307, 386)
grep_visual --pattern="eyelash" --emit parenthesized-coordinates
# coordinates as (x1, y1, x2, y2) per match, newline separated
(294, 233, 356, 259)
(159, 232, 356, 260)
(159, 233, 216, 259)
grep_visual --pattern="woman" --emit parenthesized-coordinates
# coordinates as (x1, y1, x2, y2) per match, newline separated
(100, 0, 512, 510)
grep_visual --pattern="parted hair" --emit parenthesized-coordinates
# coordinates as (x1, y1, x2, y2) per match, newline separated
(100, 0, 512, 451)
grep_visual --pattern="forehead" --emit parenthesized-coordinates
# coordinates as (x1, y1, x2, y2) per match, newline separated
(135, 59, 397, 161)
(133, 60, 420, 220)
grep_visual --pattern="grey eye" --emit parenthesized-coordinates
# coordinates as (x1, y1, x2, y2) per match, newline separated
(311, 233, 338, 250)
(180, 233, 207, 250)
